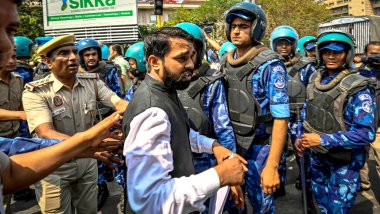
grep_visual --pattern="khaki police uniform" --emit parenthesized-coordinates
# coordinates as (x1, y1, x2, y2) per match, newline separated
(0, 73, 23, 138)
(22, 34, 121, 214)
(22, 73, 120, 214)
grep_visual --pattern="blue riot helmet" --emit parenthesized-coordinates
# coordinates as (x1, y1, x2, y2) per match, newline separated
(101, 44, 110, 60)
(35, 36, 54, 47)
(270, 26, 299, 54)
(125, 42, 146, 75)
(225, 2, 267, 44)
(14, 36, 33, 58)
(297, 36, 316, 57)
(175, 22, 205, 69)
(316, 30, 356, 68)
(76, 38, 102, 69)
(219, 42, 236, 58)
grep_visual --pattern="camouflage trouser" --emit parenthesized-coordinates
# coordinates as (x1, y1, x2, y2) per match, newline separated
(310, 150, 365, 214)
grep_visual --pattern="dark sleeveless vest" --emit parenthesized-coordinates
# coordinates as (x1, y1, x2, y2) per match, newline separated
(122, 75, 195, 177)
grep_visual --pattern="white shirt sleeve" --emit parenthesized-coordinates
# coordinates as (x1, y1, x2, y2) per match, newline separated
(123, 107, 221, 214)
(189, 128, 215, 154)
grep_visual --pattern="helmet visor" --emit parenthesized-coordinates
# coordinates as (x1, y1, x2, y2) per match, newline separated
(226, 11, 254, 23)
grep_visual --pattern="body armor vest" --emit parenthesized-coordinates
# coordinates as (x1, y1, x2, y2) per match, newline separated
(304, 70, 374, 163)
(286, 56, 313, 113)
(177, 64, 224, 137)
(221, 47, 279, 154)
(304, 71, 371, 134)
(122, 75, 195, 178)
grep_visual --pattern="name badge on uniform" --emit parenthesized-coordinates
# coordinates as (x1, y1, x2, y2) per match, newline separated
(52, 107, 66, 117)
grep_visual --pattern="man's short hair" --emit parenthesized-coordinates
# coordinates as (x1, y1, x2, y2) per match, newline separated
(144, 27, 194, 61)
(111, 44, 123, 56)
(364, 41, 380, 53)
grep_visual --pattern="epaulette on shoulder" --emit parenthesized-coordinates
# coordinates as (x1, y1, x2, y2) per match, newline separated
(76, 73, 99, 79)
(24, 76, 53, 91)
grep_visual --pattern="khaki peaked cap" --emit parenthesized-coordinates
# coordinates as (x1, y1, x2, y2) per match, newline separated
(37, 34, 76, 56)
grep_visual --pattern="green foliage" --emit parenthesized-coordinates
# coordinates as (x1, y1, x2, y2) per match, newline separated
(159, 0, 332, 45)
(17, 0, 44, 41)
(257, 0, 332, 44)
(165, 0, 239, 27)
(163, 0, 239, 42)
(138, 25, 158, 41)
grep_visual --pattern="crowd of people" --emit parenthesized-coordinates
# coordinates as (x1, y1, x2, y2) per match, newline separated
(0, 0, 380, 213)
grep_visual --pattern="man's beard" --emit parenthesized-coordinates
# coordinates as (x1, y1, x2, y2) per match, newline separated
(163, 64, 192, 90)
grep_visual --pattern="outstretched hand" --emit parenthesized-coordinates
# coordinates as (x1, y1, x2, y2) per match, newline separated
(76, 112, 124, 164)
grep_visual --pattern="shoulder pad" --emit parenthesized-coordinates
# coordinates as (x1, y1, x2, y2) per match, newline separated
(254, 49, 280, 65)
(76, 73, 99, 79)
(340, 73, 373, 92)
(24, 75, 53, 91)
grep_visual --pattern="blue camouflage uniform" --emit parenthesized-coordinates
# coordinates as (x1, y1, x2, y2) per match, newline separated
(0, 137, 61, 156)
(230, 54, 289, 213)
(191, 79, 236, 173)
(102, 66, 122, 97)
(305, 71, 375, 213)
(97, 65, 122, 186)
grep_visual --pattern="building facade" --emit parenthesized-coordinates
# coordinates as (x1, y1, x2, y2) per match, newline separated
(319, 0, 380, 16)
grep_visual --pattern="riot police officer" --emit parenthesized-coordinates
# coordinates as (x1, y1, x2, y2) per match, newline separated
(297, 36, 317, 62)
(221, 2, 290, 213)
(77, 38, 122, 97)
(270, 26, 316, 197)
(295, 30, 375, 213)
